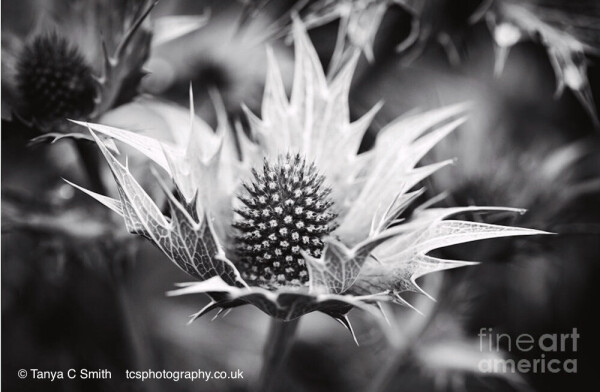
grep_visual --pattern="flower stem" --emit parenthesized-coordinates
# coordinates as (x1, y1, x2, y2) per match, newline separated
(114, 278, 157, 392)
(256, 318, 300, 392)
(370, 275, 444, 392)
(76, 142, 106, 194)
(369, 343, 413, 392)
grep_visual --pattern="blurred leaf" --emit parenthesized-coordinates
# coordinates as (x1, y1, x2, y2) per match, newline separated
(151, 12, 210, 47)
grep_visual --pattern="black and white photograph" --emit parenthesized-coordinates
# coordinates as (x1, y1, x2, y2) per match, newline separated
(2, 1, 600, 391)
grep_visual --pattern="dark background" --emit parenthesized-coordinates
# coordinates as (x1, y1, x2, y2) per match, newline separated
(3, 1, 600, 391)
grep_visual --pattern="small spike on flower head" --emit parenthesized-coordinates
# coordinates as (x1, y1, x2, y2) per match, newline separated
(233, 154, 337, 288)
(16, 33, 96, 124)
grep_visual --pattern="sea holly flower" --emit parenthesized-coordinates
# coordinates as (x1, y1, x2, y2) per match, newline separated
(66, 20, 544, 332)
(1, 0, 207, 134)
(2, 0, 154, 131)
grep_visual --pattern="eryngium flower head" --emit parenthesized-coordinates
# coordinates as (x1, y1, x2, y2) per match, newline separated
(233, 154, 338, 288)
(67, 20, 544, 333)
(1, 0, 155, 128)
(16, 33, 97, 123)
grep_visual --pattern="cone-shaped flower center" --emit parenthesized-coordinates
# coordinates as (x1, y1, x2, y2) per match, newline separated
(17, 34, 96, 124)
(234, 154, 337, 288)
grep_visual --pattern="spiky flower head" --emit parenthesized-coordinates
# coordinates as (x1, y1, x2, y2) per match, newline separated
(67, 19, 544, 336)
(1, 0, 156, 130)
(233, 154, 338, 288)
(16, 33, 97, 124)
(3, 0, 210, 134)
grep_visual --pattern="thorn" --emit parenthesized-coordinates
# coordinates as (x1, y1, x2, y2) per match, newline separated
(416, 191, 449, 211)
(100, 33, 112, 81)
(151, 167, 182, 210)
(189, 83, 195, 136)
(211, 308, 225, 321)
(376, 302, 391, 326)
(187, 301, 218, 325)
(393, 293, 423, 316)
(326, 15, 349, 79)
(411, 278, 437, 302)
(335, 315, 359, 346)
(369, 253, 383, 265)
(370, 201, 383, 235)
(207, 88, 229, 146)
(113, 0, 157, 61)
